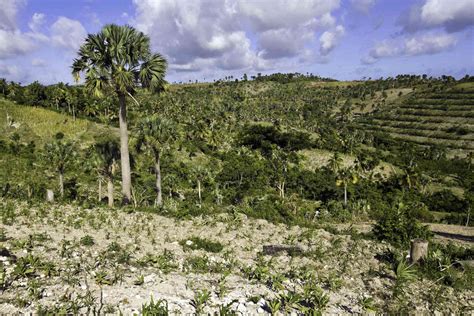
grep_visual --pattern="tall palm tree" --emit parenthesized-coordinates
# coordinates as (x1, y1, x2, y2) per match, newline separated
(72, 24, 167, 204)
(135, 117, 176, 206)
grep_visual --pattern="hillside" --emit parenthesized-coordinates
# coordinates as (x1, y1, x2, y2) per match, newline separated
(0, 98, 117, 148)
(0, 76, 473, 314)
(358, 83, 474, 153)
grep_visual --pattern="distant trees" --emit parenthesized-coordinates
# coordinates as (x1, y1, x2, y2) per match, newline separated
(72, 24, 168, 204)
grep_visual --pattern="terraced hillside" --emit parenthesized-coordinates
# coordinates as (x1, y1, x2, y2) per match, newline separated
(358, 83, 474, 153)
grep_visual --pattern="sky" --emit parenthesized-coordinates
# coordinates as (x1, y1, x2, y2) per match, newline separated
(0, 0, 473, 85)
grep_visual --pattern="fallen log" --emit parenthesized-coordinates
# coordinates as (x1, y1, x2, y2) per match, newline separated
(263, 244, 304, 256)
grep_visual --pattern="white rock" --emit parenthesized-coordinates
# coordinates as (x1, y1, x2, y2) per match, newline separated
(185, 240, 193, 246)
(237, 303, 247, 313)
(144, 274, 155, 283)
(257, 307, 266, 314)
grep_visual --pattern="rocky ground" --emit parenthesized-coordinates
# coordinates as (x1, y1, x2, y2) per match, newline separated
(0, 199, 473, 314)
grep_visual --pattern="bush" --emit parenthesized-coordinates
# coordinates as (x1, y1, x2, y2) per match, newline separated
(180, 236, 224, 253)
(373, 201, 432, 247)
(423, 189, 468, 213)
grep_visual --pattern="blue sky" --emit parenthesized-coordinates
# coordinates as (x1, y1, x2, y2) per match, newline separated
(0, 0, 473, 84)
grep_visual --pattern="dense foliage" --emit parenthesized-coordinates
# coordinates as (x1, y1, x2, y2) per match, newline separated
(0, 74, 473, 229)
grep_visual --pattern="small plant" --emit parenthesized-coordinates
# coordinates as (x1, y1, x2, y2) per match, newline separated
(95, 270, 113, 285)
(80, 235, 95, 246)
(301, 282, 329, 312)
(141, 296, 168, 316)
(133, 274, 144, 286)
(393, 259, 417, 297)
(191, 289, 211, 314)
(359, 296, 377, 312)
(266, 298, 282, 315)
(216, 272, 230, 298)
(180, 236, 224, 253)
(216, 300, 238, 316)
(137, 249, 178, 273)
(279, 291, 302, 312)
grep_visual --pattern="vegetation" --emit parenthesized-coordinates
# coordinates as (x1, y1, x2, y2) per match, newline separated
(0, 24, 472, 312)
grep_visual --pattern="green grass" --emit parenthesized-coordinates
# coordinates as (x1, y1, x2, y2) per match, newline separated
(0, 98, 117, 147)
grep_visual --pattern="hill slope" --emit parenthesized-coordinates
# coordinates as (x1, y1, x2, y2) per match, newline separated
(358, 83, 474, 152)
(0, 98, 117, 147)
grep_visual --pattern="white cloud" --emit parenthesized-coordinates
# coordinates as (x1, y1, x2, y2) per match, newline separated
(31, 58, 47, 67)
(0, 29, 36, 59)
(363, 33, 457, 63)
(0, 0, 25, 31)
(237, 0, 340, 32)
(405, 34, 457, 55)
(132, 0, 342, 76)
(400, 0, 474, 33)
(28, 13, 46, 32)
(51, 17, 87, 51)
(0, 64, 26, 82)
(319, 25, 345, 56)
(350, 0, 376, 14)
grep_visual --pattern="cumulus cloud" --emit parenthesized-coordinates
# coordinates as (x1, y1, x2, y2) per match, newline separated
(0, 0, 24, 31)
(363, 33, 457, 63)
(237, 0, 340, 32)
(0, 64, 27, 82)
(400, 0, 474, 33)
(132, 0, 342, 75)
(28, 13, 46, 32)
(350, 0, 377, 14)
(404, 34, 457, 55)
(0, 0, 36, 60)
(319, 25, 345, 56)
(51, 17, 87, 51)
(0, 30, 36, 59)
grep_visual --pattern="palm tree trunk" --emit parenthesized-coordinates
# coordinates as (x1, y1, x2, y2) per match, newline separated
(467, 207, 471, 227)
(118, 93, 132, 204)
(98, 177, 102, 202)
(107, 175, 114, 207)
(344, 183, 348, 207)
(59, 172, 64, 198)
(197, 179, 202, 206)
(155, 152, 162, 207)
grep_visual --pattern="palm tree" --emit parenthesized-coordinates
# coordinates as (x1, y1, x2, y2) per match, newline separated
(92, 139, 120, 207)
(72, 24, 167, 204)
(44, 134, 77, 198)
(135, 117, 176, 206)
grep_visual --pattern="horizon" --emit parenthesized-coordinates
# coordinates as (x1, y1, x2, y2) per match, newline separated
(0, 0, 473, 85)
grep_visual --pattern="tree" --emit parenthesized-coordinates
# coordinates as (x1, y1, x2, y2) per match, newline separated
(43, 133, 76, 198)
(135, 117, 176, 206)
(92, 138, 120, 207)
(329, 153, 358, 206)
(72, 24, 167, 204)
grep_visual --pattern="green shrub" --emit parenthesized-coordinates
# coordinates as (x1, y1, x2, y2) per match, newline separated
(180, 236, 224, 253)
(423, 189, 468, 213)
(373, 201, 432, 247)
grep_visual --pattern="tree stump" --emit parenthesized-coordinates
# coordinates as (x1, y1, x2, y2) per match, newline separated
(410, 239, 428, 263)
(46, 189, 54, 202)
